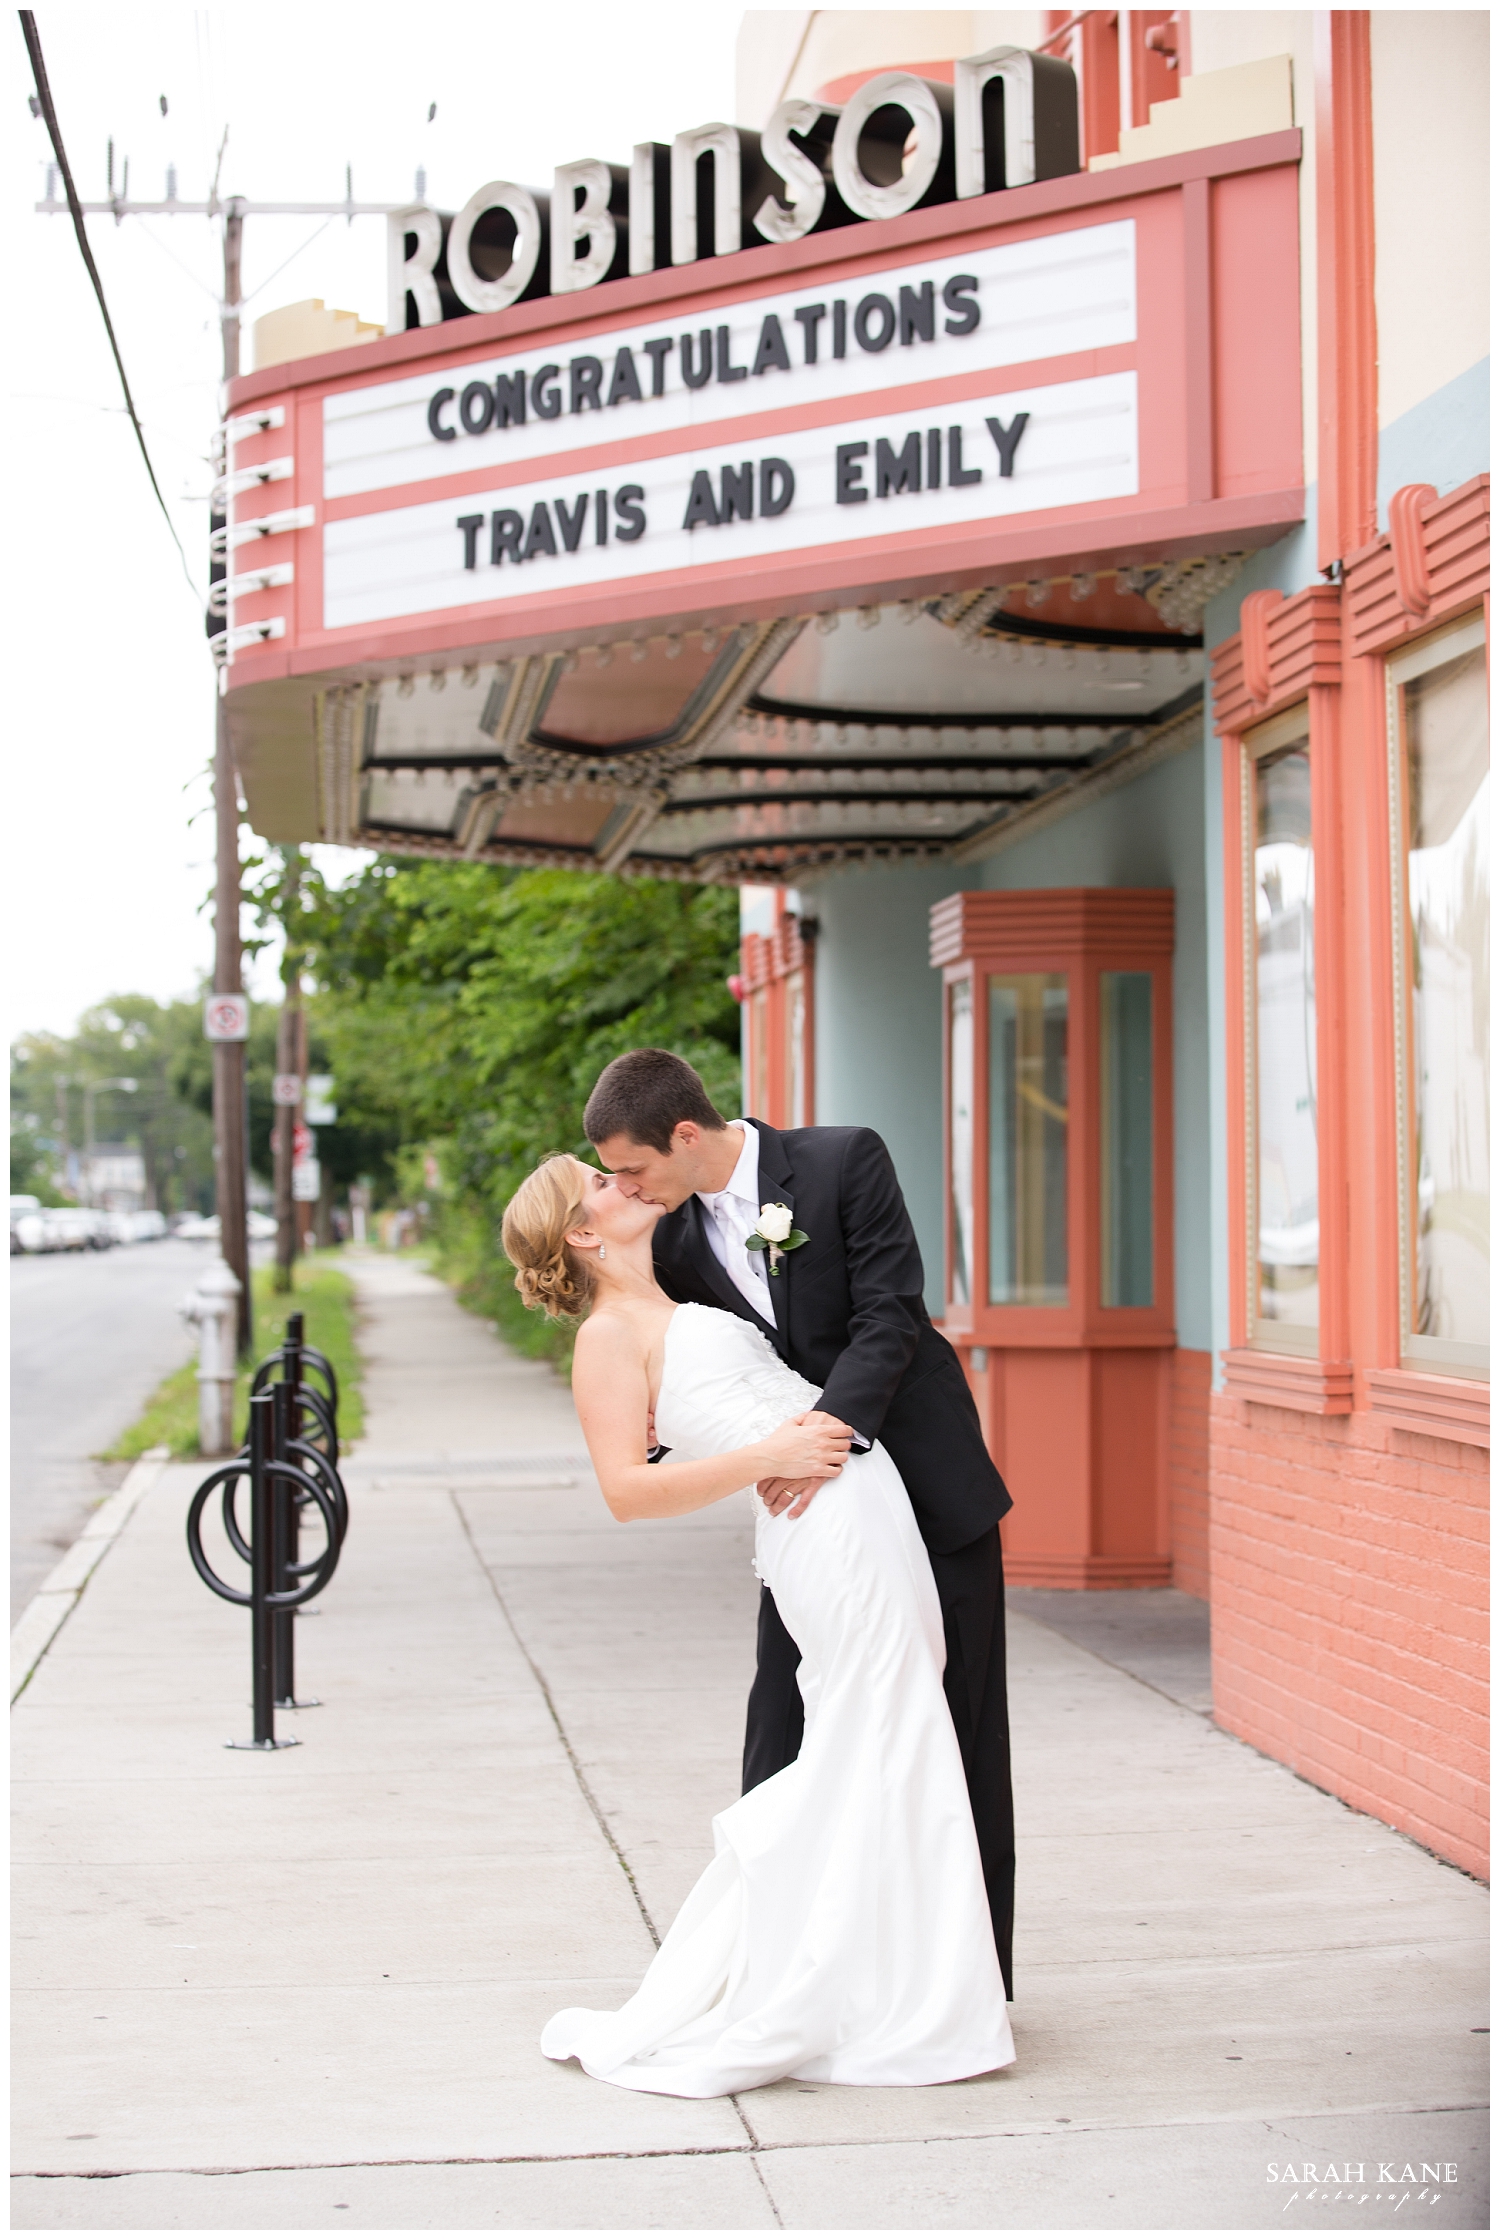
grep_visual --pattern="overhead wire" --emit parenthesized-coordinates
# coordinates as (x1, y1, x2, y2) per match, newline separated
(133, 216, 222, 302)
(19, 9, 201, 602)
(237, 216, 333, 310)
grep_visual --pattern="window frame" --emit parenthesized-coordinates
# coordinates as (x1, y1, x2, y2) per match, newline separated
(1099, 966, 1157, 1311)
(985, 966, 1073, 1312)
(1240, 701, 1321, 1357)
(943, 964, 978, 1319)
(1385, 609, 1489, 1381)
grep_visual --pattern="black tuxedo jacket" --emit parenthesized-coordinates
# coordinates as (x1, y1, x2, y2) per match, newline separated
(651, 1120, 1011, 1556)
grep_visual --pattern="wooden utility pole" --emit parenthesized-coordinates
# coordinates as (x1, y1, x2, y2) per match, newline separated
(213, 200, 253, 1352)
(272, 847, 304, 1292)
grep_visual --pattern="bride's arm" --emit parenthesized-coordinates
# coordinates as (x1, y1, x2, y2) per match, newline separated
(572, 1316, 850, 1522)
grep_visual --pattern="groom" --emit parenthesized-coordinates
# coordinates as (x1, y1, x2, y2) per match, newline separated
(584, 1047, 1015, 1997)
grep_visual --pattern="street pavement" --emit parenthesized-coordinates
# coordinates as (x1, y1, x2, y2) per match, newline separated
(10, 1235, 223, 1620)
(11, 1251, 1489, 2230)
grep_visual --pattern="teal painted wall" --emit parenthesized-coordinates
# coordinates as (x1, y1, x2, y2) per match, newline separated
(806, 737, 1212, 1343)
(806, 859, 960, 1315)
(1377, 356, 1489, 530)
(976, 741, 1212, 1351)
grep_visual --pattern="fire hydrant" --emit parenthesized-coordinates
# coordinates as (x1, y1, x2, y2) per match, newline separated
(180, 1258, 242, 1456)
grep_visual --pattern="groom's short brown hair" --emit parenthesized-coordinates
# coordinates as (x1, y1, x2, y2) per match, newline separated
(584, 1048, 726, 1153)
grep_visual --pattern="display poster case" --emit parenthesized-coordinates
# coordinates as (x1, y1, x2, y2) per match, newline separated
(930, 887, 1175, 1585)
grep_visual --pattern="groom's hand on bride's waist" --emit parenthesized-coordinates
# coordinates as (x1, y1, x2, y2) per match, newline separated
(758, 1412, 856, 1518)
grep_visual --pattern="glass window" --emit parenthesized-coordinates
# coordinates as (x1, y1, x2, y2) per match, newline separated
(1250, 727, 1319, 1340)
(949, 979, 974, 1306)
(1395, 627, 1489, 1368)
(1101, 971, 1153, 1307)
(989, 973, 1069, 1306)
(785, 970, 805, 1129)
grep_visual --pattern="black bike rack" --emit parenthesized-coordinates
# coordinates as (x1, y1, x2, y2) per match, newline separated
(250, 1310, 340, 1470)
(187, 1313, 349, 1749)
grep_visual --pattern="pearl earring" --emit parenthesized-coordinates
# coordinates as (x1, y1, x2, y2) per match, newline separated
(598, 1242, 606, 1261)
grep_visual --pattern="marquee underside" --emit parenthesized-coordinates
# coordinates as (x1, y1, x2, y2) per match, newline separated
(235, 563, 1225, 883)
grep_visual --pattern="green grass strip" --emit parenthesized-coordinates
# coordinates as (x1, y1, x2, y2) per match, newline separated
(104, 1253, 365, 1461)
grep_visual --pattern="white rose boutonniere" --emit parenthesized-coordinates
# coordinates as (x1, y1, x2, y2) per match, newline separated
(744, 1201, 809, 1275)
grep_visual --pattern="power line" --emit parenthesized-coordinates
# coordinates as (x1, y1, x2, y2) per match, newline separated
(19, 9, 199, 600)
(237, 217, 334, 311)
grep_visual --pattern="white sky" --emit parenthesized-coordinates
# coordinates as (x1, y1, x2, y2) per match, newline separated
(3, 1, 741, 1039)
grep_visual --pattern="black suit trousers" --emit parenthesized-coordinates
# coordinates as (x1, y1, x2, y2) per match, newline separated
(742, 1525, 1016, 2001)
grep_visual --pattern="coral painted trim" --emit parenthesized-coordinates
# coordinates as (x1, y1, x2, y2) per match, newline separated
(1211, 582, 1341, 732)
(1314, 11, 1377, 570)
(1366, 1368, 1490, 1450)
(1387, 483, 1437, 618)
(1346, 475, 1490, 658)
(1221, 1348, 1354, 1416)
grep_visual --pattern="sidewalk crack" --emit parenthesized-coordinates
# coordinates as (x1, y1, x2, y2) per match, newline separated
(21, 2102, 1489, 2183)
(448, 1489, 660, 1948)
(743, 2144, 785, 2227)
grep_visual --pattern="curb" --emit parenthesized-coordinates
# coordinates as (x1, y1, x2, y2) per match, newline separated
(10, 1447, 173, 1704)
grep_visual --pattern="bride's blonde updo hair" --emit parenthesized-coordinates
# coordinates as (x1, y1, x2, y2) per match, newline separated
(501, 1154, 599, 1321)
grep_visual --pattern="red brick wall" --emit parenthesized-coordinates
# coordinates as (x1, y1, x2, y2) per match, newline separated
(1170, 1349, 1212, 1599)
(1209, 1396, 1489, 1881)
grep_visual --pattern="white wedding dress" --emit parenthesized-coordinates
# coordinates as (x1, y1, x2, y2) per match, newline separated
(541, 1302, 1015, 2098)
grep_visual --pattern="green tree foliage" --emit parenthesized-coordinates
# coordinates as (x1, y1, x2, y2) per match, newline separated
(9, 1106, 66, 1203)
(11, 997, 222, 1212)
(308, 858, 742, 1346)
(239, 844, 406, 1204)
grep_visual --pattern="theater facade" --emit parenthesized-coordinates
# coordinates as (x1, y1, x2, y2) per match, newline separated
(220, 10, 1488, 1881)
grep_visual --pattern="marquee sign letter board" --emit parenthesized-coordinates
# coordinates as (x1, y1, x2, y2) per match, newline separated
(223, 132, 1304, 679)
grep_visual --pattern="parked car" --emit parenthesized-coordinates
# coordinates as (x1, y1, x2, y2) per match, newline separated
(173, 1211, 277, 1242)
(172, 1212, 219, 1241)
(113, 1209, 168, 1243)
(10, 1201, 126, 1253)
(49, 1207, 114, 1251)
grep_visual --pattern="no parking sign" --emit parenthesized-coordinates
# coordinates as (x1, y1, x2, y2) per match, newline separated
(203, 993, 250, 1041)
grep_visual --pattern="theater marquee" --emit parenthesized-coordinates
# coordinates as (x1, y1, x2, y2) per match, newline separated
(219, 58, 1305, 881)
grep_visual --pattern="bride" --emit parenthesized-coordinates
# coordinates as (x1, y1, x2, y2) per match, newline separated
(502, 1153, 1016, 2099)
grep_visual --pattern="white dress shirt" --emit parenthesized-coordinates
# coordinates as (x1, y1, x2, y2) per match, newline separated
(697, 1120, 776, 1325)
(696, 1123, 868, 1452)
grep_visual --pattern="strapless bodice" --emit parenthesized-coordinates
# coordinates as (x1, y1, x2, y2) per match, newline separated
(653, 1302, 820, 1465)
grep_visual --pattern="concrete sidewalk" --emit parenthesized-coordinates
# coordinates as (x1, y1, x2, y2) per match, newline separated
(12, 1253, 1488, 2230)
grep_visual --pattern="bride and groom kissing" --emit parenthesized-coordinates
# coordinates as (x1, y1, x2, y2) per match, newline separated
(501, 1046, 1016, 2098)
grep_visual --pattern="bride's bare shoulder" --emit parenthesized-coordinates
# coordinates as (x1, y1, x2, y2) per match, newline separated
(573, 1305, 648, 1369)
